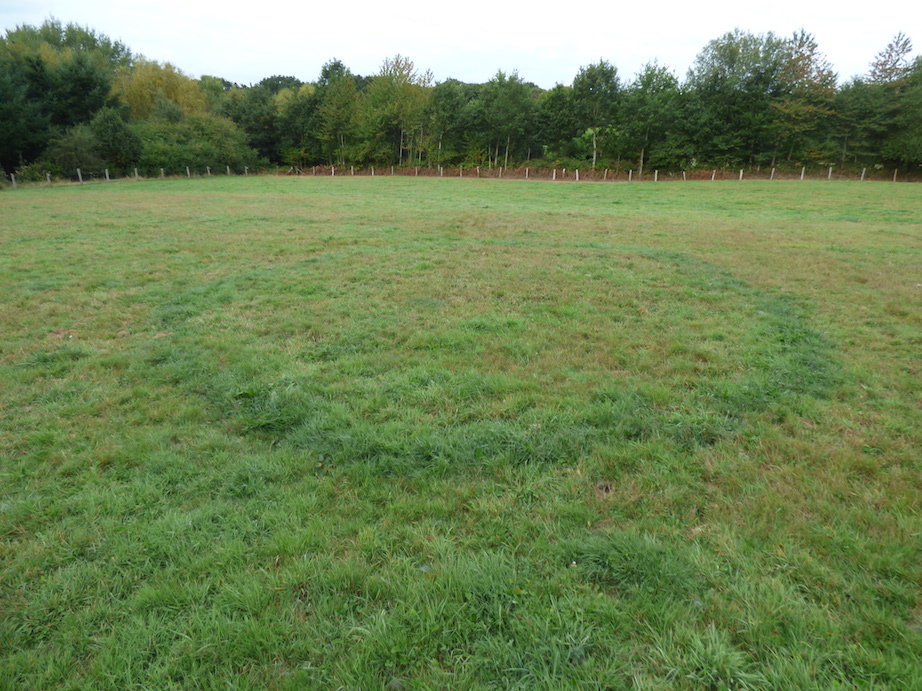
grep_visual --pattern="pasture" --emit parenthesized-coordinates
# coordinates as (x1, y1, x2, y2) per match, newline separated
(1, 176, 920, 689)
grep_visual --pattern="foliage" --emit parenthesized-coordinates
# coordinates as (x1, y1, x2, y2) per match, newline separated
(91, 107, 142, 173)
(0, 20, 118, 169)
(42, 125, 105, 176)
(317, 63, 360, 166)
(771, 30, 837, 164)
(132, 114, 261, 175)
(114, 59, 207, 120)
(2, 19, 920, 174)
(2, 17, 132, 68)
(535, 84, 583, 159)
(683, 30, 789, 166)
(478, 70, 536, 167)
(573, 60, 620, 167)
(869, 32, 914, 84)
(358, 55, 433, 166)
(610, 62, 683, 173)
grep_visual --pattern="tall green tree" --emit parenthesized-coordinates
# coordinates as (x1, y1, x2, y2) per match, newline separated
(275, 83, 320, 168)
(612, 62, 681, 175)
(90, 107, 142, 173)
(884, 56, 922, 165)
(771, 30, 837, 163)
(2, 18, 132, 69)
(114, 60, 206, 120)
(316, 61, 359, 166)
(358, 55, 432, 166)
(572, 60, 620, 167)
(479, 70, 535, 168)
(0, 19, 121, 171)
(684, 30, 788, 166)
(535, 84, 583, 159)
(428, 79, 475, 166)
(0, 53, 49, 171)
(834, 34, 917, 167)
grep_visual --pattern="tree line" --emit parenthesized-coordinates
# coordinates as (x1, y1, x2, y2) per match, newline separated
(2, 20, 920, 181)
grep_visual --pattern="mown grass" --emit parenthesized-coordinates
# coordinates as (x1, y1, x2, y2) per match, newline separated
(1, 176, 920, 689)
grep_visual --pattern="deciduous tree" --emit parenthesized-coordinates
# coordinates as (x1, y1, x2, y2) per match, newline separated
(573, 60, 620, 167)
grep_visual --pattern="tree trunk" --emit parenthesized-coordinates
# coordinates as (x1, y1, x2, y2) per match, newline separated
(592, 127, 598, 168)
(504, 136, 510, 170)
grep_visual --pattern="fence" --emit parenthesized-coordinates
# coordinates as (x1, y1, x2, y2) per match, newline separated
(5, 163, 919, 189)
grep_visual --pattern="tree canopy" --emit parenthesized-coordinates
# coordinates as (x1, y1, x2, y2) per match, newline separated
(2, 20, 920, 179)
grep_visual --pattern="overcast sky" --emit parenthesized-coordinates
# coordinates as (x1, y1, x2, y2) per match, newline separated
(2, 0, 919, 88)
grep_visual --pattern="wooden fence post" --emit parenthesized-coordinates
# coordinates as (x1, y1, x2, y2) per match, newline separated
(227, 165, 231, 175)
(77, 168, 83, 183)
(711, 169, 716, 181)
(575, 169, 579, 182)
(629, 170, 633, 182)
(739, 169, 743, 181)
(552, 169, 557, 181)
(800, 166, 805, 180)
(861, 168, 866, 181)
(828, 166, 833, 180)
(654, 170, 658, 182)
(186, 166, 191, 178)
(10, 174, 16, 189)
(893, 169, 898, 182)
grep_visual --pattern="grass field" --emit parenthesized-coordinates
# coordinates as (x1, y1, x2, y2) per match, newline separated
(1, 176, 920, 689)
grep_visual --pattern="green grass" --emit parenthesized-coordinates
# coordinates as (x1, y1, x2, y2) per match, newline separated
(1, 176, 920, 689)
